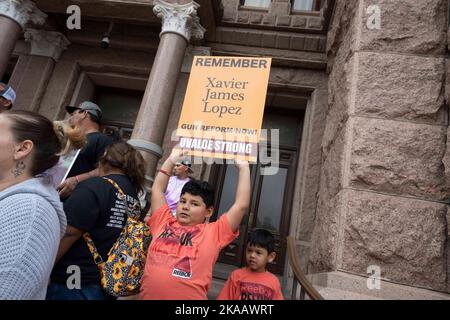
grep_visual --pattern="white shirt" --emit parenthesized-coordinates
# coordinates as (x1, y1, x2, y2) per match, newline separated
(164, 176, 190, 215)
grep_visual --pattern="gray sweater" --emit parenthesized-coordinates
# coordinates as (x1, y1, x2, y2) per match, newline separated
(0, 178, 66, 300)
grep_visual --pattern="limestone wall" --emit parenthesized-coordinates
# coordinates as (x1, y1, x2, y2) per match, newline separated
(311, 0, 449, 292)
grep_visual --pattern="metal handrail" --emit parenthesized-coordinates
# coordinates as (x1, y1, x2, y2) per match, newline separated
(287, 236, 324, 300)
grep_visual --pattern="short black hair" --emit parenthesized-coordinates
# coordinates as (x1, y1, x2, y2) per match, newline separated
(87, 112, 101, 125)
(247, 229, 275, 254)
(180, 179, 215, 208)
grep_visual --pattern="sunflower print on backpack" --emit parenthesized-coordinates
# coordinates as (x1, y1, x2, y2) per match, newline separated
(83, 177, 151, 297)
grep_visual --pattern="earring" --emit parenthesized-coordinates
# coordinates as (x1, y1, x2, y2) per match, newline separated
(12, 161, 26, 178)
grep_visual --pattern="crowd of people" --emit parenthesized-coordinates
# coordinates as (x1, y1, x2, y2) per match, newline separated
(0, 82, 284, 300)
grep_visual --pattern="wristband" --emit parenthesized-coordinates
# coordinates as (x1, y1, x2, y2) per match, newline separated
(159, 169, 171, 177)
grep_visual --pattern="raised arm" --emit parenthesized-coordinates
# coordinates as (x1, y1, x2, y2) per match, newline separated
(226, 161, 251, 232)
(150, 148, 187, 215)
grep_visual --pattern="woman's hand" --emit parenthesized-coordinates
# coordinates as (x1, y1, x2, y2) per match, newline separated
(57, 176, 78, 199)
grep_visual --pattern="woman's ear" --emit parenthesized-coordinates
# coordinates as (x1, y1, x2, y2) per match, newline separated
(13, 140, 34, 161)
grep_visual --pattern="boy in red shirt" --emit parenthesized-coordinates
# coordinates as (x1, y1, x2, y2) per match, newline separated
(217, 229, 284, 300)
(140, 149, 250, 300)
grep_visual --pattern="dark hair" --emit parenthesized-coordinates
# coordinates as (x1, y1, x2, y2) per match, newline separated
(247, 229, 275, 254)
(87, 112, 101, 125)
(5, 110, 85, 175)
(180, 179, 215, 208)
(99, 141, 146, 194)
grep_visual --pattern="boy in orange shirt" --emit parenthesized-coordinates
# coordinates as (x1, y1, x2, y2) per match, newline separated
(140, 149, 250, 300)
(217, 229, 284, 300)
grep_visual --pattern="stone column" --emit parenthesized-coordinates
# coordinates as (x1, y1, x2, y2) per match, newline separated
(129, 0, 205, 188)
(9, 29, 69, 111)
(310, 0, 449, 295)
(0, 0, 46, 80)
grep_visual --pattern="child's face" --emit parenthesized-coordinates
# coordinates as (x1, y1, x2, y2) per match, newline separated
(176, 192, 213, 226)
(245, 244, 276, 273)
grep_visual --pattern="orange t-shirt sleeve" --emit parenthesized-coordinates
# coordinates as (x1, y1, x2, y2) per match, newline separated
(273, 281, 284, 300)
(269, 274, 284, 300)
(212, 213, 239, 249)
(217, 270, 239, 300)
(147, 203, 172, 233)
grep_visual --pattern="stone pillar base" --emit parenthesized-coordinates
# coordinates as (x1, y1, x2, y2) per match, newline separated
(305, 271, 450, 300)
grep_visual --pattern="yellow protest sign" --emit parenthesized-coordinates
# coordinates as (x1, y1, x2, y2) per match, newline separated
(176, 56, 272, 162)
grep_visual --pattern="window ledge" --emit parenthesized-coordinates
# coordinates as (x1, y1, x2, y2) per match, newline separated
(239, 5, 270, 12)
(291, 10, 321, 17)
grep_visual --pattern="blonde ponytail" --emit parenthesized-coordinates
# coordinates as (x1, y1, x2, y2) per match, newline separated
(53, 120, 86, 156)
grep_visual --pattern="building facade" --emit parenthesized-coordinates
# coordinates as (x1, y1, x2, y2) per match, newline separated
(1, 0, 449, 299)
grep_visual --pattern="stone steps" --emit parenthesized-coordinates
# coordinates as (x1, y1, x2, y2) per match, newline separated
(308, 271, 450, 300)
(314, 285, 382, 300)
(207, 278, 226, 300)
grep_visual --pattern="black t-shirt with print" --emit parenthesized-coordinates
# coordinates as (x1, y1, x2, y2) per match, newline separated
(50, 174, 139, 285)
(67, 132, 114, 178)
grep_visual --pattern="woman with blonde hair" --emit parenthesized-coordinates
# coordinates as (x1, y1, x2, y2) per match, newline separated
(0, 110, 85, 300)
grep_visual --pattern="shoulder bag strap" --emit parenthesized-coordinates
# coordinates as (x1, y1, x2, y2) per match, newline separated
(103, 177, 142, 217)
(83, 177, 129, 266)
(83, 232, 104, 266)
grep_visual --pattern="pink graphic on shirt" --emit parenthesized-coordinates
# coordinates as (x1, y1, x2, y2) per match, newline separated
(148, 222, 201, 269)
(240, 282, 275, 300)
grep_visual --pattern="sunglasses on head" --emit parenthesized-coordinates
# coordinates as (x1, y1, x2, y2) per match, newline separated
(69, 108, 86, 115)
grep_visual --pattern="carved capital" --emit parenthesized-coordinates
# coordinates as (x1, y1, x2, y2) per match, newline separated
(153, 0, 205, 43)
(25, 29, 70, 61)
(0, 0, 46, 29)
